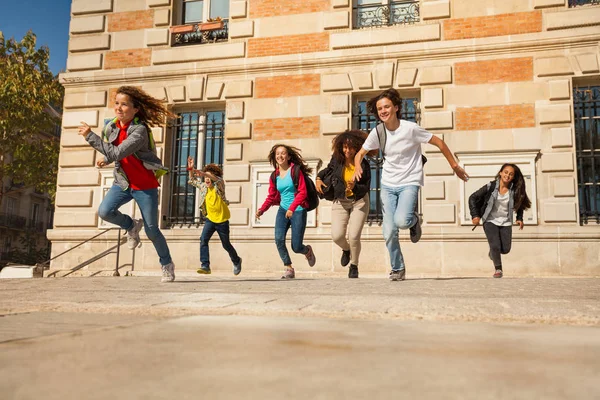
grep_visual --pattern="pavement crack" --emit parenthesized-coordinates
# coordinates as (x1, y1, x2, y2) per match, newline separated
(264, 298, 278, 304)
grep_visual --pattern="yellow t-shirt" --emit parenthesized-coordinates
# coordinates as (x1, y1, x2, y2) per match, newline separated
(344, 164, 355, 198)
(205, 186, 230, 223)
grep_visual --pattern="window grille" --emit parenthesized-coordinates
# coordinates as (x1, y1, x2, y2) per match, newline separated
(353, 0, 420, 29)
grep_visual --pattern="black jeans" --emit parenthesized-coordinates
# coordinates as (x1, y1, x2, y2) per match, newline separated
(483, 222, 512, 270)
(200, 219, 240, 269)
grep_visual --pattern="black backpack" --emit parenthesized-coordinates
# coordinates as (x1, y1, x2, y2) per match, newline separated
(270, 164, 320, 212)
(376, 122, 428, 166)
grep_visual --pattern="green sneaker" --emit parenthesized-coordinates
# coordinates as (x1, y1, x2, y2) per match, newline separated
(196, 266, 211, 274)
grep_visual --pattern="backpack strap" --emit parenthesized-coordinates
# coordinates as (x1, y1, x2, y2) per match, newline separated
(291, 164, 301, 190)
(376, 123, 386, 160)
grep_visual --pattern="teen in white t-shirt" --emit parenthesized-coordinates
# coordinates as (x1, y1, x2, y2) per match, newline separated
(353, 89, 470, 281)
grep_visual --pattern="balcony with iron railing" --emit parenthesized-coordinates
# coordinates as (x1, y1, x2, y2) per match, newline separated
(569, 0, 600, 7)
(353, 0, 420, 29)
(171, 19, 229, 47)
(28, 220, 46, 233)
(0, 213, 27, 231)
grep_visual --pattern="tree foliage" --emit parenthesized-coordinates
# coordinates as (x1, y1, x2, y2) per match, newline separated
(0, 30, 64, 204)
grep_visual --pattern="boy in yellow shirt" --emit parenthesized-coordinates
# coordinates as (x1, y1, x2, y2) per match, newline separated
(187, 156, 242, 275)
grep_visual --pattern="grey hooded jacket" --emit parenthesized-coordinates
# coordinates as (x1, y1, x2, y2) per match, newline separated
(85, 118, 168, 190)
(468, 178, 523, 223)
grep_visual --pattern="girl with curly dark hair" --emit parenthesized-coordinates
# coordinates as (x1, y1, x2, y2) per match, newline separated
(78, 86, 175, 282)
(316, 130, 371, 278)
(468, 163, 531, 278)
(256, 144, 316, 279)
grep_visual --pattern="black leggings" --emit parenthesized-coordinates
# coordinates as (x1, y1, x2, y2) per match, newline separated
(483, 222, 512, 270)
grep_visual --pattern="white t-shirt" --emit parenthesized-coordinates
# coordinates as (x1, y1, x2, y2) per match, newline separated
(362, 120, 433, 187)
(488, 191, 511, 226)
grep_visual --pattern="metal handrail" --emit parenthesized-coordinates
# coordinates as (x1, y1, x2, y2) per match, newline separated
(38, 227, 128, 278)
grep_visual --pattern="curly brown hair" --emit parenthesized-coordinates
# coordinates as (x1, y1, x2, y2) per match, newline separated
(267, 144, 313, 174)
(496, 163, 531, 212)
(366, 88, 403, 119)
(116, 86, 175, 127)
(331, 130, 368, 163)
(202, 163, 223, 178)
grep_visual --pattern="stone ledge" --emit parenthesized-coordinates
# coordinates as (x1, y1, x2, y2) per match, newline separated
(331, 23, 440, 49)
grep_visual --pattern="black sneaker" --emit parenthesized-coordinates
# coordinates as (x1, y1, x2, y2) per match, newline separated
(341, 250, 351, 267)
(348, 264, 358, 278)
(233, 258, 242, 276)
(409, 213, 422, 243)
(389, 269, 406, 281)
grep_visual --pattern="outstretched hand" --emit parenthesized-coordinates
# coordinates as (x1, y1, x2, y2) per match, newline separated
(316, 179, 327, 194)
(78, 121, 91, 137)
(352, 164, 363, 181)
(517, 220, 524, 230)
(453, 165, 470, 182)
(187, 156, 195, 170)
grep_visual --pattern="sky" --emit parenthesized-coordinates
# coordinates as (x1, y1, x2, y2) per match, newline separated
(0, 0, 72, 75)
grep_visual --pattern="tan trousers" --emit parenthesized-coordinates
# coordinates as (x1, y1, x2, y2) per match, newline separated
(330, 194, 369, 266)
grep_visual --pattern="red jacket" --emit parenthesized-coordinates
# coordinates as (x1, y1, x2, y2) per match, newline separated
(259, 163, 309, 214)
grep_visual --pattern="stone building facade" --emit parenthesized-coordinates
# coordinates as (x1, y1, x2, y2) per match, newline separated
(51, 0, 600, 277)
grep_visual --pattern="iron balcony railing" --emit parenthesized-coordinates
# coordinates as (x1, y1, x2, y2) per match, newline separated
(172, 19, 229, 47)
(353, 0, 420, 29)
(568, 0, 600, 7)
(0, 213, 27, 230)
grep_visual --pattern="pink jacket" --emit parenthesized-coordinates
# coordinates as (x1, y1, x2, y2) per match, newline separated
(259, 162, 309, 214)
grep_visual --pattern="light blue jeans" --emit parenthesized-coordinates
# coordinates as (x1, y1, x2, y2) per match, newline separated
(380, 184, 420, 272)
(98, 185, 172, 266)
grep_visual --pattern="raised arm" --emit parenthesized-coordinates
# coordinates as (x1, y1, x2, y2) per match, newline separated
(428, 135, 469, 182)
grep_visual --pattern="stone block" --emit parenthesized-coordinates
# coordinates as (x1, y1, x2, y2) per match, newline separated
(206, 81, 225, 100)
(422, 88, 443, 108)
(225, 81, 253, 99)
(168, 85, 185, 102)
(146, 28, 170, 46)
(115, 0, 146, 12)
(424, 157, 453, 176)
(545, 6, 600, 31)
(541, 152, 574, 172)
(324, 11, 350, 30)
(423, 204, 455, 223)
(67, 53, 103, 71)
(225, 186, 242, 203)
(110, 30, 145, 51)
(549, 80, 570, 100)
(553, 177, 575, 197)
(321, 116, 349, 136)
(224, 165, 250, 182)
(70, 16, 105, 34)
(154, 9, 170, 26)
(375, 63, 395, 88)
(323, 73, 353, 92)
(230, 1, 247, 19)
(543, 202, 577, 222)
(143, 86, 167, 102)
(0, 265, 43, 279)
(533, 0, 565, 8)
(152, 42, 246, 64)
(330, 23, 440, 49)
(225, 143, 243, 161)
(226, 123, 252, 140)
(72, 0, 113, 15)
(63, 110, 99, 128)
(151, 127, 164, 143)
(61, 131, 88, 147)
(420, 66, 452, 85)
(59, 149, 97, 167)
(422, 111, 453, 130)
(319, 205, 332, 225)
(57, 169, 101, 186)
(538, 104, 571, 124)
(396, 68, 418, 87)
(332, 0, 349, 7)
(53, 211, 98, 227)
(230, 20, 254, 38)
(55, 190, 94, 207)
(351, 72, 373, 90)
(229, 208, 249, 225)
(330, 94, 349, 114)
(576, 53, 600, 74)
(189, 78, 205, 100)
(423, 181, 445, 200)
(226, 101, 245, 120)
(421, 0, 451, 20)
(64, 91, 107, 109)
(535, 57, 573, 77)
(551, 127, 573, 148)
(147, 0, 171, 6)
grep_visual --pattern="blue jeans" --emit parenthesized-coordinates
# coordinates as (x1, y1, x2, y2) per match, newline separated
(380, 184, 420, 271)
(274, 207, 308, 266)
(200, 219, 240, 269)
(98, 185, 172, 266)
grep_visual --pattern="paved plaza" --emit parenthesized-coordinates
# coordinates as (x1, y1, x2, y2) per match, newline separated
(1, 275, 599, 399)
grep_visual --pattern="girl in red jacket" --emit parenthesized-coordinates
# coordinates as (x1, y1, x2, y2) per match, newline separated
(256, 144, 316, 279)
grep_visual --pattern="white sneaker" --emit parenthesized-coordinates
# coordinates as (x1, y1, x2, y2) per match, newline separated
(127, 219, 144, 250)
(161, 262, 175, 282)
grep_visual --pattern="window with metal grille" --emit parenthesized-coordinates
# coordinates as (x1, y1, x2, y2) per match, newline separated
(353, 0, 420, 29)
(167, 110, 225, 227)
(351, 97, 420, 225)
(173, 0, 230, 46)
(568, 0, 600, 7)
(573, 85, 600, 225)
